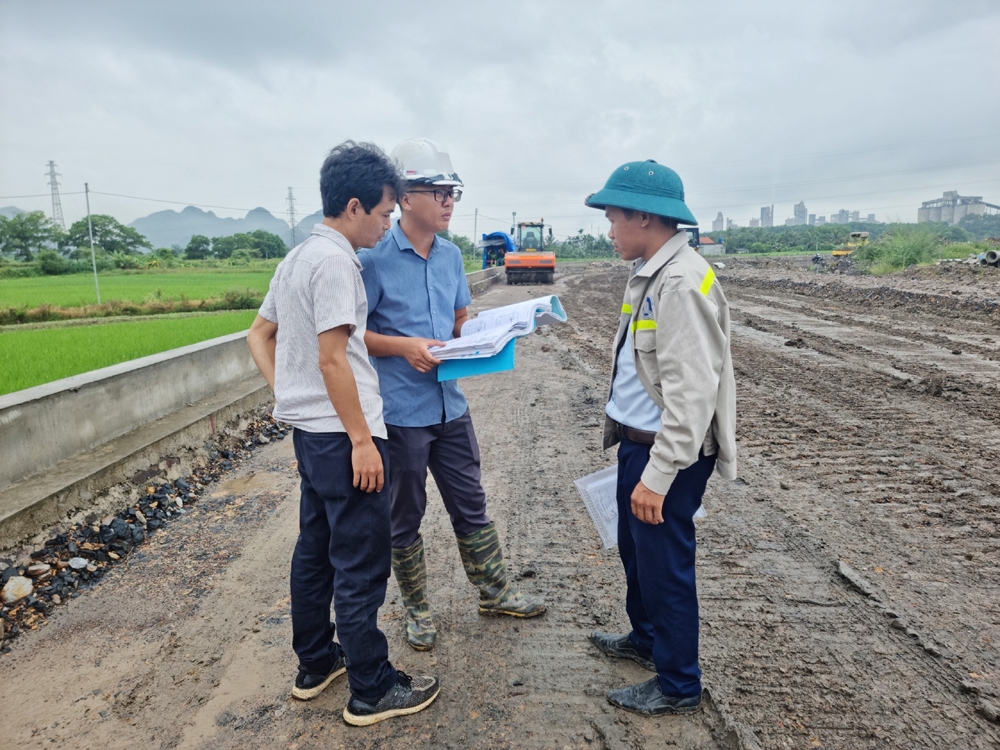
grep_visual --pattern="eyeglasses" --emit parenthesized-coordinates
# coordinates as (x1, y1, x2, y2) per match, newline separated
(407, 187, 463, 203)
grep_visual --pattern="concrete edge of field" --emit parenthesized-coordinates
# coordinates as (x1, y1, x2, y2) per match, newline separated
(0, 266, 503, 550)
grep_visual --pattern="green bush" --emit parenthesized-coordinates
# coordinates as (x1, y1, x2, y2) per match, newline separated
(222, 286, 263, 309)
(852, 226, 946, 273)
(37, 250, 72, 275)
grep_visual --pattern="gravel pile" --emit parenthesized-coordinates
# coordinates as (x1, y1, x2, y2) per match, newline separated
(0, 415, 290, 653)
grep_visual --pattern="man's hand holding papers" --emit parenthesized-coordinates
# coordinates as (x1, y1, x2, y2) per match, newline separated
(429, 295, 567, 361)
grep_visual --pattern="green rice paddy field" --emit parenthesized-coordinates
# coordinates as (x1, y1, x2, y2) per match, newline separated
(0, 266, 277, 309)
(0, 310, 257, 396)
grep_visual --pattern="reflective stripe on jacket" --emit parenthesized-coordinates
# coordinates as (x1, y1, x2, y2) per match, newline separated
(603, 232, 737, 495)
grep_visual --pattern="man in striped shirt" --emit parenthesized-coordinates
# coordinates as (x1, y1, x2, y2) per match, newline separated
(248, 142, 440, 726)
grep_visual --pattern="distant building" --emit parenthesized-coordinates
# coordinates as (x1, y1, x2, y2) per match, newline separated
(918, 191, 1000, 225)
(867, 213, 876, 223)
(793, 201, 808, 226)
(749, 217, 760, 228)
(700, 236, 725, 256)
(784, 218, 795, 226)
(850, 210, 860, 222)
(711, 212, 724, 232)
(829, 209, 850, 224)
(808, 213, 816, 226)
(726, 218, 737, 229)
(760, 205, 774, 228)
(815, 216, 827, 225)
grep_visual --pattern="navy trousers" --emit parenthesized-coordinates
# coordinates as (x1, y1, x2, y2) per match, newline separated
(616, 438, 716, 699)
(386, 410, 490, 550)
(290, 429, 397, 703)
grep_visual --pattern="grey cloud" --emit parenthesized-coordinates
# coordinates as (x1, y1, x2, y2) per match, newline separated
(1, 1, 998, 238)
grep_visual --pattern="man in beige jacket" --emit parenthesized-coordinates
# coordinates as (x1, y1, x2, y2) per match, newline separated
(584, 160, 736, 716)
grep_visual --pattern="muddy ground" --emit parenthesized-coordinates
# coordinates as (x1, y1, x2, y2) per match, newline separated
(2, 257, 999, 749)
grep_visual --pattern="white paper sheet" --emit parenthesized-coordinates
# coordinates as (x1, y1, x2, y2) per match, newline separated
(575, 465, 707, 549)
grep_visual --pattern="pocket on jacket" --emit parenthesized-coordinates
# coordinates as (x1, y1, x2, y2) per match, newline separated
(634, 329, 657, 352)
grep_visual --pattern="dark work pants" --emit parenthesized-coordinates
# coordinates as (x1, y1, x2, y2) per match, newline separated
(290, 429, 397, 703)
(386, 410, 490, 550)
(616, 438, 716, 699)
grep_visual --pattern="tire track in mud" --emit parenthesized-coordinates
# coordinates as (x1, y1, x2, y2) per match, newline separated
(5, 261, 999, 749)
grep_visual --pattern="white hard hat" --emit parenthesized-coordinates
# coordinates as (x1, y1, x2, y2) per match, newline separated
(390, 137, 463, 187)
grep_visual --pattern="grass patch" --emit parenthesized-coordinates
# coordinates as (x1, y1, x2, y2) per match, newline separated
(0, 266, 277, 309)
(852, 226, 991, 274)
(0, 310, 257, 396)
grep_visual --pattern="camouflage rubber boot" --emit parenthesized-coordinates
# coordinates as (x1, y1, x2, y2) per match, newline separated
(391, 536, 437, 651)
(456, 522, 547, 618)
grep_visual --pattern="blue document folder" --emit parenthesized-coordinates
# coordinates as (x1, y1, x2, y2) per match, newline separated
(437, 338, 516, 382)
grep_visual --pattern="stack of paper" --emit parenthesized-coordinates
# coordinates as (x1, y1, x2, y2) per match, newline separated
(429, 295, 567, 361)
(574, 465, 709, 549)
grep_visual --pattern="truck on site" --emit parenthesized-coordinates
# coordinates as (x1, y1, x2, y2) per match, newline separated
(832, 231, 869, 257)
(479, 218, 556, 284)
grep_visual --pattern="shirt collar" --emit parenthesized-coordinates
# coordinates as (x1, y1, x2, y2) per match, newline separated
(391, 220, 440, 258)
(633, 231, 689, 278)
(311, 223, 361, 267)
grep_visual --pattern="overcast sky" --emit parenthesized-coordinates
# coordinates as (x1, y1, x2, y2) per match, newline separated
(1, 0, 998, 240)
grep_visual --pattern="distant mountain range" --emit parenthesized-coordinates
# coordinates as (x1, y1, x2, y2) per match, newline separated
(1, 204, 325, 250)
(128, 206, 324, 250)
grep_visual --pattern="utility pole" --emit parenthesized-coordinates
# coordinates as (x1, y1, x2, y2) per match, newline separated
(46, 161, 65, 229)
(286, 187, 297, 248)
(473, 208, 478, 244)
(511, 211, 516, 236)
(85, 183, 100, 304)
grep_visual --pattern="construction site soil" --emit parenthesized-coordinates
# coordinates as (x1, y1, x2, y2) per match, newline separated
(2, 256, 999, 749)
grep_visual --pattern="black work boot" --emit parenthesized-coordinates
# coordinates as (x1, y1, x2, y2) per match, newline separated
(342, 671, 441, 726)
(456, 522, 546, 618)
(391, 535, 437, 651)
(607, 677, 702, 716)
(590, 631, 655, 671)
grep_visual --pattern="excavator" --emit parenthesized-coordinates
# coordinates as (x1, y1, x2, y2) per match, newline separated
(832, 231, 869, 257)
(480, 218, 556, 284)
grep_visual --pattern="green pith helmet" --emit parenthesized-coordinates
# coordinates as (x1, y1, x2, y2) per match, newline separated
(585, 160, 697, 226)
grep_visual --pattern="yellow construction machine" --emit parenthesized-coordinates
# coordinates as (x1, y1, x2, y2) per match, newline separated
(832, 231, 869, 257)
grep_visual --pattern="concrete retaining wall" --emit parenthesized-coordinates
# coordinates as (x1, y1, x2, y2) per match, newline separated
(0, 331, 262, 492)
(466, 266, 503, 296)
(1, 267, 504, 546)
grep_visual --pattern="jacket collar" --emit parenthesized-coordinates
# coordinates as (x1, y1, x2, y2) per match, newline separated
(632, 231, 689, 279)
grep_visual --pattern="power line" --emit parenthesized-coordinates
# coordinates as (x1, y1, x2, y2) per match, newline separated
(0, 191, 84, 199)
(88, 190, 273, 213)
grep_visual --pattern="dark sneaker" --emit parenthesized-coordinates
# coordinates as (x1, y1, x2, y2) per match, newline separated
(291, 653, 347, 700)
(342, 671, 440, 727)
(590, 631, 655, 671)
(607, 677, 701, 716)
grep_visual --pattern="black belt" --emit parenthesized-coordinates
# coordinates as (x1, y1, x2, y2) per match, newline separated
(612, 420, 657, 445)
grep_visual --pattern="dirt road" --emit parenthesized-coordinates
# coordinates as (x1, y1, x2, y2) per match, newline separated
(3, 258, 999, 749)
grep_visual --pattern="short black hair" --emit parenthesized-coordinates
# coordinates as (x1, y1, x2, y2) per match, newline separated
(320, 141, 403, 218)
(620, 208, 679, 230)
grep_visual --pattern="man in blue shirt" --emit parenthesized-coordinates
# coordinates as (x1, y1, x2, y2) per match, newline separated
(359, 138, 546, 652)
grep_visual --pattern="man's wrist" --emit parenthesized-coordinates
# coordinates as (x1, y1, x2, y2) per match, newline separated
(350, 433, 374, 448)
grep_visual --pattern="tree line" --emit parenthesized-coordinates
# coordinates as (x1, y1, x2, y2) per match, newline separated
(709, 214, 999, 254)
(0, 211, 288, 275)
